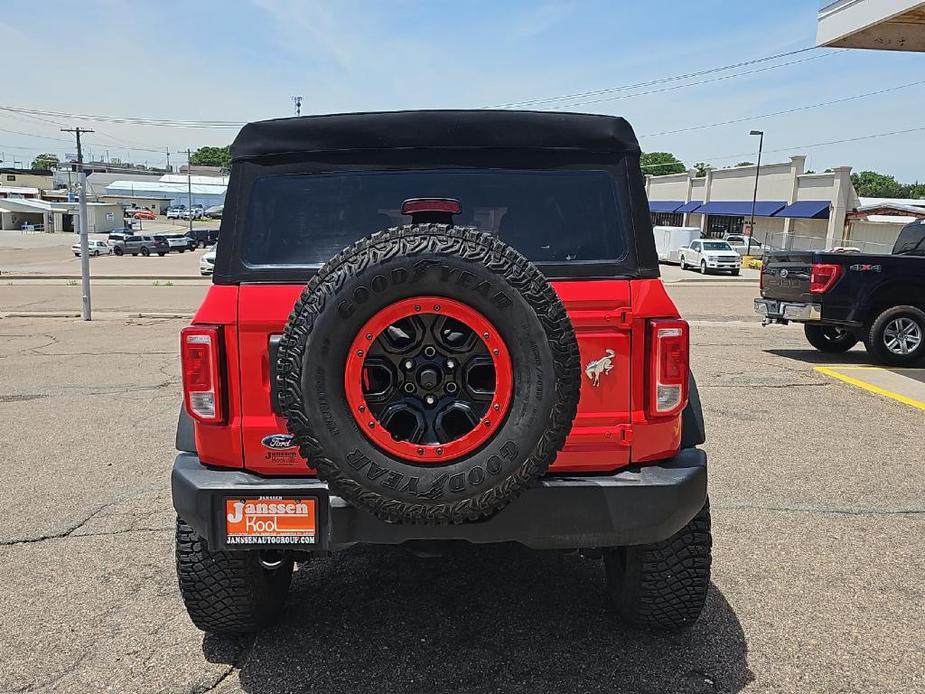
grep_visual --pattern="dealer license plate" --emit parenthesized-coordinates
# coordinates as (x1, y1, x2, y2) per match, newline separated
(225, 496, 317, 545)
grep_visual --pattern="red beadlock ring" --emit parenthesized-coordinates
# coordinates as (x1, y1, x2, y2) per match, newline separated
(344, 296, 513, 463)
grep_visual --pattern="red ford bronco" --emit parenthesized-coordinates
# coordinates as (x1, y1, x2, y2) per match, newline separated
(172, 110, 710, 635)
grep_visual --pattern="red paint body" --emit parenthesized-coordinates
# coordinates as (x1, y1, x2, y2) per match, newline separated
(188, 278, 684, 476)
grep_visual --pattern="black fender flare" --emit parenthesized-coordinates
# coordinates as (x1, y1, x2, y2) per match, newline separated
(680, 373, 706, 449)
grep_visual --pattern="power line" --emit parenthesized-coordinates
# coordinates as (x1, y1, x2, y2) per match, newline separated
(489, 46, 822, 109)
(546, 53, 834, 110)
(638, 78, 925, 138)
(641, 125, 925, 172)
(0, 105, 244, 129)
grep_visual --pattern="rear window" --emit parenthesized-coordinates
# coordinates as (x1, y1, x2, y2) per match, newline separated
(241, 169, 625, 266)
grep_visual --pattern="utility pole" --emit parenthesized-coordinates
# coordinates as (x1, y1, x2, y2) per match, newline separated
(186, 148, 194, 233)
(61, 126, 94, 320)
(292, 96, 303, 116)
(165, 148, 171, 172)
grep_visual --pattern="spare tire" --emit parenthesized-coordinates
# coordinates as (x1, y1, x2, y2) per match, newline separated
(276, 224, 580, 524)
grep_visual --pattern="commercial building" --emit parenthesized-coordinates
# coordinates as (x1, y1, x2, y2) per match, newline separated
(818, 0, 925, 51)
(0, 167, 53, 190)
(104, 173, 228, 209)
(646, 156, 922, 254)
(0, 197, 124, 234)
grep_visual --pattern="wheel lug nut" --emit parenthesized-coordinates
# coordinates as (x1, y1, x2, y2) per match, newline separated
(446, 358, 455, 369)
(425, 394, 436, 406)
(404, 360, 414, 370)
(423, 346, 436, 358)
(445, 382, 458, 393)
(404, 382, 416, 393)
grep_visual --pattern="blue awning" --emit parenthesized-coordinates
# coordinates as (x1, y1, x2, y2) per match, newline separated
(698, 200, 786, 217)
(676, 201, 702, 213)
(772, 200, 830, 219)
(649, 200, 684, 213)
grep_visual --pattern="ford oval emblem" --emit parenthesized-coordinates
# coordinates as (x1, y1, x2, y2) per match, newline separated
(261, 434, 296, 450)
(780, 269, 789, 279)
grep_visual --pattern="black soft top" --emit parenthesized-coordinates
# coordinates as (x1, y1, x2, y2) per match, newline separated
(230, 110, 641, 161)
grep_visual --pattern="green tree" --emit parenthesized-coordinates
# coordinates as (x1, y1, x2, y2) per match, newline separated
(31, 153, 60, 171)
(851, 170, 906, 198)
(692, 162, 712, 177)
(640, 151, 685, 176)
(189, 146, 231, 169)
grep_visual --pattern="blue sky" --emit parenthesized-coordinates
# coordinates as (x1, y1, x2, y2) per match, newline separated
(2, 0, 923, 180)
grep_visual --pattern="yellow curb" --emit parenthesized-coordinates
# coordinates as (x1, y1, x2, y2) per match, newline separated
(815, 366, 925, 411)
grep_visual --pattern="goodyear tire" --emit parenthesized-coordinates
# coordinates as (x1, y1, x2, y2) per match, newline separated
(277, 224, 581, 524)
(604, 501, 712, 631)
(175, 517, 292, 634)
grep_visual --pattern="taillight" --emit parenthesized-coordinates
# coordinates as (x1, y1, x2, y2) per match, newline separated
(181, 325, 225, 424)
(647, 319, 689, 418)
(810, 263, 842, 294)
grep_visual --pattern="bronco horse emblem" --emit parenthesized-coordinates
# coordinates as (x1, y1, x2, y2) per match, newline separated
(585, 349, 616, 387)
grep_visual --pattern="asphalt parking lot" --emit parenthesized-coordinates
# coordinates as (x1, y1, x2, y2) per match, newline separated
(0, 252, 923, 692)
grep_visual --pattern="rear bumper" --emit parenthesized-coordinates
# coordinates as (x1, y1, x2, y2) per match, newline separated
(171, 449, 707, 551)
(755, 297, 822, 323)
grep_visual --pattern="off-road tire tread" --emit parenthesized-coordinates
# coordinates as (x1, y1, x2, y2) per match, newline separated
(175, 517, 292, 634)
(863, 305, 925, 366)
(276, 224, 581, 525)
(606, 502, 712, 630)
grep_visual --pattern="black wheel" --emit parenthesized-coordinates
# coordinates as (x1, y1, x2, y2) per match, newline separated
(140, 247, 150, 257)
(114, 247, 124, 256)
(679, 256, 687, 270)
(804, 324, 859, 353)
(74, 252, 80, 257)
(92, 250, 100, 257)
(730, 268, 740, 276)
(158, 252, 166, 256)
(131, 253, 138, 256)
(276, 224, 581, 524)
(864, 305, 925, 366)
(179, 249, 185, 253)
(175, 517, 292, 635)
(700, 260, 708, 275)
(605, 502, 712, 631)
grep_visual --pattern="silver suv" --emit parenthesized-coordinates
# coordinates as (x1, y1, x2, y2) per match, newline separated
(110, 234, 168, 257)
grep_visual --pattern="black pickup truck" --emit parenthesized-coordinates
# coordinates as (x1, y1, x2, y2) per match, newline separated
(755, 221, 925, 366)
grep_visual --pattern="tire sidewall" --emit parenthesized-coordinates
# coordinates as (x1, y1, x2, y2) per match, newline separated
(295, 254, 558, 511)
(867, 306, 925, 365)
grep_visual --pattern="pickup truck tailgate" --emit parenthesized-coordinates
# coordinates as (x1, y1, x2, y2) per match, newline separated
(761, 252, 813, 302)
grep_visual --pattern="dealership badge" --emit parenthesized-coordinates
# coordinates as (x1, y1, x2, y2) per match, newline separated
(585, 349, 616, 387)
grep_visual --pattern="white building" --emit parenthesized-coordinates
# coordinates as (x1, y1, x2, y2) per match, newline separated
(646, 156, 924, 254)
(104, 173, 228, 209)
(0, 197, 124, 234)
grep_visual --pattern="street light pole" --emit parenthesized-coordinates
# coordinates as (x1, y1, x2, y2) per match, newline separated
(748, 130, 764, 257)
(61, 126, 95, 321)
(186, 148, 193, 234)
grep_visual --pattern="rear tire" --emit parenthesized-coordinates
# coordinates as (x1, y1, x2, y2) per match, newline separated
(175, 517, 293, 635)
(804, 324, 859, 353)
(114, 247, 124, 256)
(140, 247, 150, 257)
(158, 252, 166, 257)
(604, 502, 712, 631)
(864, 305, 925, 366)
(679, 257, 687, 270)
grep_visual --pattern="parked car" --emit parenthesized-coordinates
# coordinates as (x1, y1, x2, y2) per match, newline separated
(172, 110, 708, 636)
(679, 239, 742, 275)
(756, 220, 925, 365)
(71, 239, 113, 257)
(725, 234, 765, 256)
(199, 246, 216, 275)
(181, 208, 203, 220)
(184, 228, 220, 248)
(204, 204, 223, 219)
(167, 207, 183, 220)
(161, 234, 193, 252)
(110, 234, 167, 257)
(132, 209, 157, 220)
